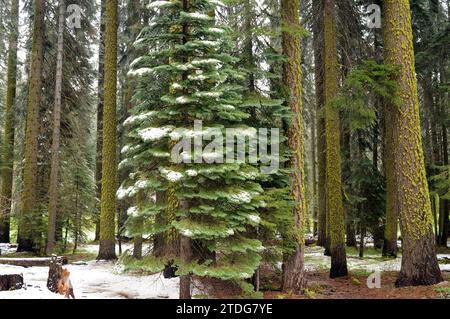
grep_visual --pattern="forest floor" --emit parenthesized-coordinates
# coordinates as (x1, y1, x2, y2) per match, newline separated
(0, 243, 449, 299)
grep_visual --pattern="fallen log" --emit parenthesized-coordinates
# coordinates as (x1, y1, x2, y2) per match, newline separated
(0, 256, 68, 267)
(0, 274, 24, 291)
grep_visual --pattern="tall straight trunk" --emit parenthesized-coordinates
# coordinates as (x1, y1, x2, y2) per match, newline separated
(323, 0, 347, 278)
(17, 0, 45, 253)
(312, 0, 327, 248)
(97, 0, 118, 260)
(439, 71, 449, 247)
(95, 0, 106, 242)
(280, 0, 307, 293)
(383, 0, 442, 286)
(0, 0, 19, 243)
(383, 84, 398, 257)
(46, 0, 66, 255)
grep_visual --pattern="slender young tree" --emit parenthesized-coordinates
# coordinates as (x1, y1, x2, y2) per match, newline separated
(280, 0, 307, 293)
(0, 0, 19, 243)
(323, 0, 347, 278)
(95, 0, 106, 242)
(17, 0, 45, 252)
(46, 0, 66, 254)
(312, 0, 326, 248)
(97, 0, 118, 260)
(383, 0, 442, 286)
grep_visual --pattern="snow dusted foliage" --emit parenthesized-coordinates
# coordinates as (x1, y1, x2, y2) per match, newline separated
(119, 0, 265, 281)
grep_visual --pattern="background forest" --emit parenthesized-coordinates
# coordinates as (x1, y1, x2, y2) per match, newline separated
(0, 0, 449, 299)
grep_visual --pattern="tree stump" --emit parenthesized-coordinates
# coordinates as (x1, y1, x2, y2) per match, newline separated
(47, 256, 75, 299)
(0, 274, 24, 291)
(47, 256, 63, 293)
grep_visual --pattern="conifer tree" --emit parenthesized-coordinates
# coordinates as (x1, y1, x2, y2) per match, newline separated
(46, 0, 66, 254)
(323, 0, 347, 278)
(98, 0, 119, 260)
(382, 0, 442, 286)
(122, 0, 264, 294)
(18, 0, 45, 252)
(0, 0, 19, 244)
(280, 0, 307, 293)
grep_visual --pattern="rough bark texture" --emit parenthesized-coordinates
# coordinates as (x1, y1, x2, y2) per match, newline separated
(383, 73, 398, 258)
(95, 0, 106, 242)
(280, 0, 307, 293)
(323, 0, 347, 278)
(0, 0, 19, 243)
(46, 0, 66, 255)
(312, 0, 327, 248)
(97, 0, 118, 260)
(383, 0, 442, 286)
(17, 0, 45, 253)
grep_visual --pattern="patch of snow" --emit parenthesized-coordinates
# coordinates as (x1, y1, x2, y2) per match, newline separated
(0, 261, 182, 299)
(138, 127, 172, 142)
(247, 214, 261, 224)
(161, 168, 183, 182)
(128, 68, 153, 77)
(184, 12, 211, 20)
(229, 191, 252, 204)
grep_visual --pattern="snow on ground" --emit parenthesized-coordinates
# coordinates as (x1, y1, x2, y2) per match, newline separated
(304, 246, 450, 273)
(0, 243, 17, 255)
(0, 261, 181, 299)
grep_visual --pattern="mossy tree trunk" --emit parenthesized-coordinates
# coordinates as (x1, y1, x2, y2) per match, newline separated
(0, 0, 19, 244)
(17, 0, 45, 253)
(323, 0, 347, 278)
(46, 0, 66, 255)
(97, 0, 118, 260)
(382, 0, 442, 286)
(280, 0, 307, 293)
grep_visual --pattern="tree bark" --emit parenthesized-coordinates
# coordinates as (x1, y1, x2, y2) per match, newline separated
(312, 0, 327, 249)
(383, 0, 442, 286)
(280, 0, 307, 293)
(0, 0, 19, 244)
(95, 0, 106, 242)
(17, 0, 45, 253)
(46, 0, 66, 255)
(323, 0, 347, 278)
(97, 0, 118, 260)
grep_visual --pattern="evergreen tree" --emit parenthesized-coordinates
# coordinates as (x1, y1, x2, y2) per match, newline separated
(46, 0, 66, 254)
(18, 0, 45, 253)
(98, 0, 119, 260)
(0, 0, 19, 243)
(323, 0, 347, 278)
(280, 0, 307, 293)
(383, 0, 442, 287)
(122, 0, 265, 296)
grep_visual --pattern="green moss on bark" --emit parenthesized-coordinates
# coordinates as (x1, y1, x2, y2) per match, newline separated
(383, 0, 442, 286)
(323, 0, 347, 278)
(281, 0, 307, 293)
(97, 0, 118, 260)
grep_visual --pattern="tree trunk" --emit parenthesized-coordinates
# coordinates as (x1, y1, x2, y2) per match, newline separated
(383, 0, 442, 286)
(95, 0, 106, 242)
(346, 222, 357, 247)
(312, 0, 327, 249)
(0, 0, 19, 244)
(46, 0, 66, 255)
(17, 0, 45, 253)
(323, 0, 348, 278)
(97, 0, 118, 260)
(280, 0, 307, 293)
